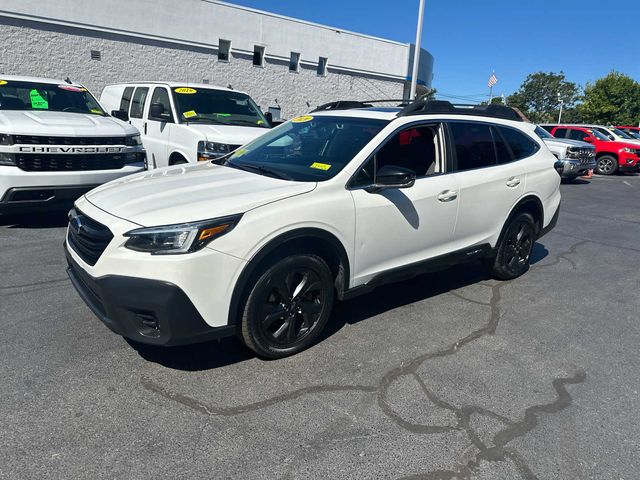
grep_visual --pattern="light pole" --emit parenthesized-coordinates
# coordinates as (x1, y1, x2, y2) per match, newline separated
(557, 92, 564, 124)
(409, 0, 426, 100)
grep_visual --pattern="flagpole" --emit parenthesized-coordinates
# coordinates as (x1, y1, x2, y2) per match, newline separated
(489, 85, 493, 104)
(409, 0, 426, 100)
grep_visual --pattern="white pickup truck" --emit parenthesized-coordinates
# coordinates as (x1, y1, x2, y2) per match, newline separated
(0, 75, 146, 214)
(532, 125, 595, 179)
(100, 82, 271, 168)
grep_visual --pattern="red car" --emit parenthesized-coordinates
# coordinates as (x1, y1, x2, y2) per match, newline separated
(616, 126, 640, 140)
(541, 125, 640, 175)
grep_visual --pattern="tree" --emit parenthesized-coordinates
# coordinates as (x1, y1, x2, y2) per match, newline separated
(507, 72, 580, 123)
(579, 72, 640, 125)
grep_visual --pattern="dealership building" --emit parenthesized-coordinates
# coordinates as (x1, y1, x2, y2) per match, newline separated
(0, 0, 434, 119)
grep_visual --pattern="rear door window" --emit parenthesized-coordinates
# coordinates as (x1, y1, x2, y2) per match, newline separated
(568, 129, 590, 142)
(119, 86, 134, 113)
(449, 122, 497, 171)
(130, 87, 149, 119)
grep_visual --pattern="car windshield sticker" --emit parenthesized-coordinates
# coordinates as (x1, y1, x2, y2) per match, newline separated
(291, 115, 314, 123)
(183, 110, 198, 118)
(29, 89, 49, 109)
(58, 85, 86, 92)
(232, 148, 248, 157)
(0, 80, 7, 86)
(175, 87, 197, 94)
(310, 162, 331, 171)
(216, 113, 231, 117)
(257, 120, 265, 125)
(90, 108, 103, 115)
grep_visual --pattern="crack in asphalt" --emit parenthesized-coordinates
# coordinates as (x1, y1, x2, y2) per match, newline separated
(140, 241, 588, 479)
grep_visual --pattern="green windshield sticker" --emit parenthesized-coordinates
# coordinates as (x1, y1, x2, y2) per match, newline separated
(29, 89, 49, 109)
(215, 113, 231, 117)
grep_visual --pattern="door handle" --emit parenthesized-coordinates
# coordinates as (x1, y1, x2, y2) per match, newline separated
(143, 122, 147, 135)
(506, 177, 521, 188)
(437, 190, 458, 202)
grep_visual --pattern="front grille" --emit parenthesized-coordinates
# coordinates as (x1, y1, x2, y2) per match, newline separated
(16, 153, 143, 171)
(67, 208, 113, 266)
(567, 147, 595, 164)
(15, 135, 127, 145)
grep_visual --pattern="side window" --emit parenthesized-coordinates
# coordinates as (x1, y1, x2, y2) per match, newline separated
(450, 122, 496, 171)
(496, 126, 539, 160)
(149, 87, 173, 122)
(130, 87, 149, 119)
(119, 86, 134, 113)
(351, 124, 442, 187)
(552, 128, 568, 138)
(568, 129, 589, 142)
(490, 126, 512, 164)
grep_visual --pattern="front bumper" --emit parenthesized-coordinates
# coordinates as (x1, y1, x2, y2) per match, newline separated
(558, 158, 596, 178)
(66, 249, 236, 346)
(619, 163, 639, 173)
(0, 164, 145, 213)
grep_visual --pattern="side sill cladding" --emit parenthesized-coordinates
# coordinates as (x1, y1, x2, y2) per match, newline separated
(226, 228, 351, 327)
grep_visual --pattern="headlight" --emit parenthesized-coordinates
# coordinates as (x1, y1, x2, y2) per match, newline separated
(123, 214, 242, 254)
(198, 141, 234, 161)
(621, 147, 635, 153)
(0, 133, 14, 145)
(0, 152, 16, 166)
(125, 134, 142, 146)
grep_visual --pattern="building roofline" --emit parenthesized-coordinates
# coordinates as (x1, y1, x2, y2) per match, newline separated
(208, 0, 409, 48)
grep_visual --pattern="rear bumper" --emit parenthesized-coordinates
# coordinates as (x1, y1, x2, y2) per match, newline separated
(537, 202, 560, 240)
(65, 248, 236, 346)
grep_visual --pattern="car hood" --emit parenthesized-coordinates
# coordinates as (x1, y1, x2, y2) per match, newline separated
(85, 162, 316, 226)
(0, 110, 138, 136)
(186, 123, 269, 146)
(543, 138, 594, 148)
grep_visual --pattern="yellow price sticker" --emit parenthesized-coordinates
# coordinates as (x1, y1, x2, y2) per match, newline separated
(0, 80, 7, 86)
(175, 87, 197, 94)
(310, 162, 331, 171)
(90, 108, 103, 114)
(291, 115, 314, 123)
(183, 110, 198, 118)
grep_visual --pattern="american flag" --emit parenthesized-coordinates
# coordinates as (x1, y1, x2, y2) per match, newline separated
(488, 72, 498, 88)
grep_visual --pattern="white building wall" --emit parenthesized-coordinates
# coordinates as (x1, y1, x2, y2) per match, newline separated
(0, 0, 434, 118)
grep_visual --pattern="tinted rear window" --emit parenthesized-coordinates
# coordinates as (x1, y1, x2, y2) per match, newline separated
(450, 122, 496, 171)
(497, 126, 539, 160)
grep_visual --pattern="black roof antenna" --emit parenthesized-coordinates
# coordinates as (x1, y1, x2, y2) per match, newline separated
(65, 77, 72, 84)
(227, 84, 233, 90)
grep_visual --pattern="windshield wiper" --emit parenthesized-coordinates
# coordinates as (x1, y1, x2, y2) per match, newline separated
(228, 161, 292, 180)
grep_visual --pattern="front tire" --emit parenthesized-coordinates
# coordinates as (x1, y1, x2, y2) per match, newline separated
(240, 254, 335, 359)
(485, 212, 536, 280)
(594, 155, 618, 175)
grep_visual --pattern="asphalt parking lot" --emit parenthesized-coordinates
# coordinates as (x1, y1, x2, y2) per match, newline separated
(2, 174, 639, 480)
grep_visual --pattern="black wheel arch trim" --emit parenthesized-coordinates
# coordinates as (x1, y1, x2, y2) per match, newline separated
(498, 195, 546, 246)
(227, 228, 351, 327)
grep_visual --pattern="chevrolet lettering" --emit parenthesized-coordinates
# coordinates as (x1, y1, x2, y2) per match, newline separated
(18, 146, 126, 154)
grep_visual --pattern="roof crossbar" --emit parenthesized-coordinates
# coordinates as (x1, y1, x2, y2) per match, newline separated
(396, 100, 524, 122)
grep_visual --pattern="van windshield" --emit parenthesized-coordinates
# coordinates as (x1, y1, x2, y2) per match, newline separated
(0, 80, 105, 115)
(224, 115, 388, 182)
(171, 87, 269, 128)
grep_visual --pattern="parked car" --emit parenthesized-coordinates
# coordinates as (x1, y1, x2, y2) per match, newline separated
(541, 124, 640, 175)
(100, 82, 271, 168)
(65, 101, 560, 358)
(616, 126, 640, 140)
(0, 75, 146, 214)
(532, 125, 595, 179)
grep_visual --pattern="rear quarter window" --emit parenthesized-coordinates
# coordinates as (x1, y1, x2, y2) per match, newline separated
(496, 126, 539, 160)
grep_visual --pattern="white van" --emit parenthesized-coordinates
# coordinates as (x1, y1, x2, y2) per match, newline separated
(0, 75, 146, 214)
(100, 82, 272, 168)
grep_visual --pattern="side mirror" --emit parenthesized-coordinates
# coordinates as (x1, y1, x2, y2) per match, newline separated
(263, 111, 274, 127)
(148, 103, 165, 120)
(111, 109, 129, 122)
(366, 165, 416, 193)
(554, 160, 565, 175)
(583, 136, 594, 143)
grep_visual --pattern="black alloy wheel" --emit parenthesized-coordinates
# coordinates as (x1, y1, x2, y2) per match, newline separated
(240, 254, 334, 358)
(485, 212, 536, 280)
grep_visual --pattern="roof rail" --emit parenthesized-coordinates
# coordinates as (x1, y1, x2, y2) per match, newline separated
(396, 100, 524, 122)
(310, 99, 410, 113)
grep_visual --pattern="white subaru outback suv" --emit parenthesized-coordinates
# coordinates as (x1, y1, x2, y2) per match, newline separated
(65, 100, 561, 358)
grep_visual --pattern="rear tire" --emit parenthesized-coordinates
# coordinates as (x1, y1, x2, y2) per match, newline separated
(594, 155, 618, 175)
(240, 254, 335, 359)
(485, 212, 536, 280)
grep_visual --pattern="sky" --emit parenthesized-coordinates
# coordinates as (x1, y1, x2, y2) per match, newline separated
(227, 0, 640, 103)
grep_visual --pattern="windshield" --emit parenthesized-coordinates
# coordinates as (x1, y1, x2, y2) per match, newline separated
(225, 115, 389, 182)
(171, 87, 269, 128)
(588, 129, 610, 141)
(0, 80, 105, 115)
(624, 129, 640, 139)
(610, 127, 634, 139)
(534, 126, 554, 139)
